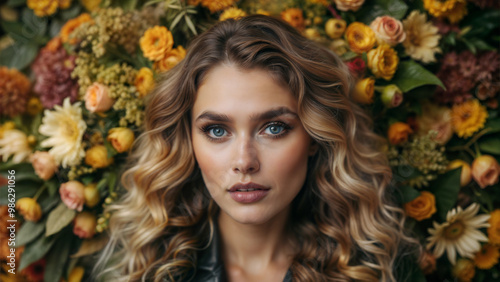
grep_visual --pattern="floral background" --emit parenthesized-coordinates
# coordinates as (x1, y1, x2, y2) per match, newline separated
(0, 0, 499, 281)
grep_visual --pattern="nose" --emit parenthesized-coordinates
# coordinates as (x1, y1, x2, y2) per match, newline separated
(232, 136, 260, 174)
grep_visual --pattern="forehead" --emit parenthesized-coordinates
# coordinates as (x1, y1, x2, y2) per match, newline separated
(192, 64, 297, 118)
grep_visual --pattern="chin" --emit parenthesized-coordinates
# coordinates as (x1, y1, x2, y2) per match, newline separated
(223, 206, 277, 225)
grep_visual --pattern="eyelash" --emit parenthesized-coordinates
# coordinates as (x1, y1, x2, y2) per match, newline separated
(200, 121, 292, 142)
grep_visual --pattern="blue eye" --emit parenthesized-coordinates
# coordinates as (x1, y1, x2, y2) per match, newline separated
(265, 124, 284, 135)
(209, 127, 226, 137)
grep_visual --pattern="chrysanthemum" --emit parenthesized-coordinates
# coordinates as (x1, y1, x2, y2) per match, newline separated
(0, 129, 32, 163)
(201, 0, 236, 13)
(402, 11, 442, 63)
(39, 97, 87, 168)
(451, 99, 488, 138)
(0, 67, 31, 117)
(474, 244, 499, 269)
(219, 7, 247, 21)
(424, 0, 467, 24)
(427, 203, 490, 265)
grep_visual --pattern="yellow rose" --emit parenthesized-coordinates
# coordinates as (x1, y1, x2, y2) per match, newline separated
(345, 22, 376, 53)
(447, 160, 472, 187)
(353, 77, 374, 104)
(68, 266, 85, 282)
(404, 191, 437, 221)
(488, 209, 500, 244)
(107, 127, 135, 153)
(134, 67, 155, 98)
(325, 18, 347, 39)
(154, 46, 187, 73)
(27, 0, 58, 17)
(387, 122, 413, 145)
(281, 8, 305, 31)
(367, 44, 399, 80)
(60, 13, 93, 44)
(84, 183, 100, 208)
(139, 26, 174, 61)
(16, 198, 42, 222)
(85, 145, 113, 169)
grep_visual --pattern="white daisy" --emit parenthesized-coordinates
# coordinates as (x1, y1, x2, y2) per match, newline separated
(402, 11, 442, 63)
(39, 97, 87, 168)
(0, 129, 32, 163)
(427, 203, 490, 265)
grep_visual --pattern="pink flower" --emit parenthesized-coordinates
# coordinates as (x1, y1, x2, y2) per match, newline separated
(471, 155, 500, 189)
(370, 16, 406, 46)
(30, 151, 58, 180)
(59, 181, 85, 211)
(73, 211, 97, 239)
(84, 83, 114, 113)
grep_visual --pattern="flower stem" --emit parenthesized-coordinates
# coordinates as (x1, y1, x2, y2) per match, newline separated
(33, 183, 47, 201)
(327, 4, 342, 19)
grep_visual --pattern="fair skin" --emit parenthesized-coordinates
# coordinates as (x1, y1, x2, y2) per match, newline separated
(191, 64, 316, 282)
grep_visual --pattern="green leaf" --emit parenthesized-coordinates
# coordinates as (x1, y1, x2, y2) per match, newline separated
(118, 0, 138, 11)
(7, 0, 26, 7)
(60, 4, 82, 21)
(399, 185, 420, 203)
(18, 233, 57, 271)
(21, 8, 47, 37)
(44, 228, 74, 282)
(356, 0, 409, 23)
(484, 118, 500, 134)
(108, 171, 117, 193)
(391, 60, 445, 92)
(16, 220, 45, 247)
(429, 167, 462, 221)
(0, 43, 38, 70)
(46, 178, 60, 196)
(45, 202, 76, 236)
(478, 136, 500, 155)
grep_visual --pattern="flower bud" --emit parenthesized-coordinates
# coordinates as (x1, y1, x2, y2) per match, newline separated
(85, 145, 114, 169)
(387, 122, 413, 145)
(329, 39, 349, 56)
(73, 211, 97, 239)
(452, 259, 475, 282)
(30, 151, 58, 180)
(447, 160, 472, 187)
(60, 181, 85, 211)
(84, 183, 100, 208)
(380, 84, 403, 108)
(16, 198, 42, 222)
(353, 77, 375, 104)
(68, 266, 85, 282)
(325, 18, 346, 39)
(471, 155, 500, 189)
(418, 251, 437, 275)
(107, 127, 135, 153)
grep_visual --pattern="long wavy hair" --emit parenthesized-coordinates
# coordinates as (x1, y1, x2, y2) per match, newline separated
(93, 15, 419, 281)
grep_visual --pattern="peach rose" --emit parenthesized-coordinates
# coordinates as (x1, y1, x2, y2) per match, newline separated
(60, 181, 85, 212)
(334, 0, 365, 12)
(388, 122, 413, 145)
(107, 127, 135, 153)
(404, 191, 437, 221)
(73, 211, 97, 239)
(471, 155, 500, 189)
(16, 198, 42, 222)
(447, 159, 472, 187)
(30, 151, 58, 180)
(369, 16, 406, 46)
(84, 82, 114, 113)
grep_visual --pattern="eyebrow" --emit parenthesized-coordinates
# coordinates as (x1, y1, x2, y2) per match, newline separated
(195, 107, 298, 123)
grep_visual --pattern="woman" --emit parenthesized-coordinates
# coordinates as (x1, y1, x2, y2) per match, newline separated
(94, 15, 419, 281)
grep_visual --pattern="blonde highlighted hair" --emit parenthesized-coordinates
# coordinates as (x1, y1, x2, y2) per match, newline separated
(94, 15, 419, 281)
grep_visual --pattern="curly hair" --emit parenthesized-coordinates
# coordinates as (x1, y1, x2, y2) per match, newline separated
(93, 15, 419, 282)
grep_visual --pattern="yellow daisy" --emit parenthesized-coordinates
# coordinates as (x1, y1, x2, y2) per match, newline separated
(427, 203, 490, 265)
(488, 209, 500, 244)
(451, 99, 488, 139)
(219, 7, 247, 21)
(474, 244, 499, 269)
(423, 0, 467, 24)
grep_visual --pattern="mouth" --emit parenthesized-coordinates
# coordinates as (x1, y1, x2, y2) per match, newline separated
(228, 182, 270, 192)
(227, 182, 270, 203)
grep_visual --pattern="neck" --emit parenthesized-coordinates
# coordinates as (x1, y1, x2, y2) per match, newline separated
(217, 206, 294, 272)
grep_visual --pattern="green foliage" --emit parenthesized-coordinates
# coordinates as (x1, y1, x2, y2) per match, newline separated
(391, 60, 445, 92)
(429, 168, 462, 221)
(355, 0, 408, 23)
(45, 202, 76, 236)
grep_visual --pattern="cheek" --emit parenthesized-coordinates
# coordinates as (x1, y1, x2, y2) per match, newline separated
(191, 135, 230, 192)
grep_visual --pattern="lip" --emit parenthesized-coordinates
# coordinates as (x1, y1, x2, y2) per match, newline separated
(228, 182, 270, 203)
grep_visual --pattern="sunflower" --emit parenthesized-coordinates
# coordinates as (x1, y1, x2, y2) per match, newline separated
(39, 97, 87, 168)
(451, 99, 488, 138)
(474, 244, 499, 269)
(427, 203, 490, 264)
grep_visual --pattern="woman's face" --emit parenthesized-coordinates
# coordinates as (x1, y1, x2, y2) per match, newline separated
(191, 64, 315, 225)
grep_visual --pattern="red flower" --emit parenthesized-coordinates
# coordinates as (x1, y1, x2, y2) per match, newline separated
(21, 258, 46, 281)
(346, 57, 366, 78)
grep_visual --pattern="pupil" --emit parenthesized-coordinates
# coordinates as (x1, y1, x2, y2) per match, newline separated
(271, 126, 281, 134)
(213, 128, 223, 136)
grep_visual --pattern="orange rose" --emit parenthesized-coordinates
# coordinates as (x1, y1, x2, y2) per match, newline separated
(60, 13, 93, 44)
(387, 122, 413, 145)
(447, 159, 472, 187)
(30, 151, 58, 180)
(139, 26, 174, 61)
(281, 8, 305, 31)
(73, 211, 97, 239)
(84, 82, 114, 113)
(154, 46, 186, 73)
(60, 181, 85, 212)
(404, 191, 437, 221)
(369, 16, 406, 46)
(471, 155, 500, 189)
(345, 22, 376, 53)
(353, 77, 374, 104)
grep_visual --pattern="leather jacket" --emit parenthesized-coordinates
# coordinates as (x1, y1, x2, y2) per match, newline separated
(190, 226, 293, 282)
